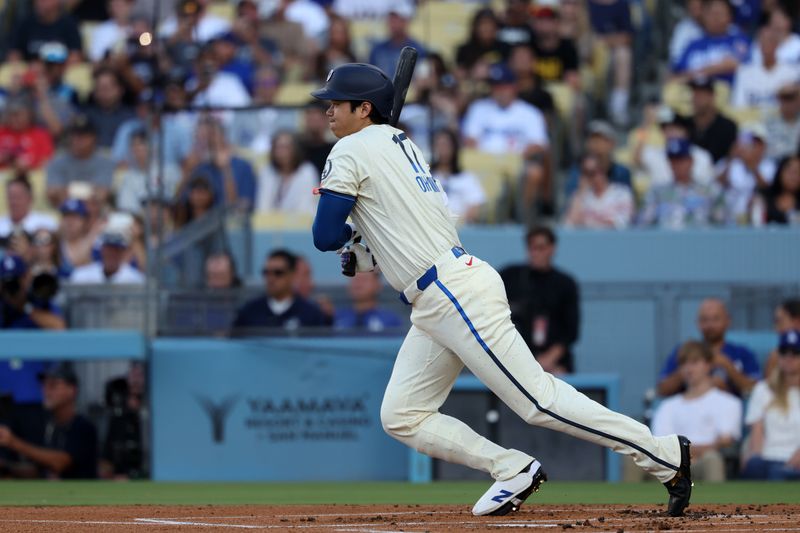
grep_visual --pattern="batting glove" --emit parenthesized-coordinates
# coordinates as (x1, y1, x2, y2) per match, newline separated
(339, 241, 377, 277)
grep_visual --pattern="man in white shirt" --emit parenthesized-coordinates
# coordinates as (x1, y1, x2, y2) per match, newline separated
(765, 83, 800, 162)
(723, 123, 776, 222)
(0, 176, 57, 239)
(652, 340, 742, 481)
(462, 63, 549, 157)
(731, 28, 800, 112)
(69, 231, 145, 285)
(90, 0, 136, 61)
(188, 47, 251, 108)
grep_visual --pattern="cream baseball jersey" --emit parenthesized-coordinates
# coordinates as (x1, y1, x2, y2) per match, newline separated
(320, 124, 461, 292)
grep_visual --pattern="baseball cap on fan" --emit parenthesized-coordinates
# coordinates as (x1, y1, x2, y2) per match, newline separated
(666, 138, 691, 159)
(37, 362, 79, 386)
(488, 63, 516, 85)
(533, 0, 560, 18)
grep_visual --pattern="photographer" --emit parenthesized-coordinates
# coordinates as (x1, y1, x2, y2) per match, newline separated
(0, 255, 65, 330)
(0, 362, 98, 479)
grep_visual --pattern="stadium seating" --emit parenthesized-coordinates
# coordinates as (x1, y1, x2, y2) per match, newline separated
(64, 62, 94, 100)
(460, 148, 522, 223)
(408, 2, 477, 65)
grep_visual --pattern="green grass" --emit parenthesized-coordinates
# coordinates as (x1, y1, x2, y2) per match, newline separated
(0, 481, 797, 506)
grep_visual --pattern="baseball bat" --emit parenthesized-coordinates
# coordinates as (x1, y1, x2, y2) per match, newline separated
(389, 46, 418, 127)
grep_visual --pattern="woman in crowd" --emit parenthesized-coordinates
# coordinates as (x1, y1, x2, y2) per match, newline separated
(763, 155, 800, 225)
(174, 173, 217, 227)
(429, 128, 486, 224)
(255, 131, 318, 216)
(314, 15, 356, 82)
(563, 152, 634, 228)
(30, 228, 70, 279)
(742, 330, 800, 480)
(455, 8, 509, 85)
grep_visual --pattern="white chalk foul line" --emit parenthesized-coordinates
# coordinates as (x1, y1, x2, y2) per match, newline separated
(0, 519, 144, 526)
(136, 518, 265, 529)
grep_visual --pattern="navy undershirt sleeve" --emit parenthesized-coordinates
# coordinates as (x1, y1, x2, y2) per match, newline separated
(312, 189, 356, 251)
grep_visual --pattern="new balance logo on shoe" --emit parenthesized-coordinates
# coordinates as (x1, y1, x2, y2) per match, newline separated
(491, 490, 513, 504)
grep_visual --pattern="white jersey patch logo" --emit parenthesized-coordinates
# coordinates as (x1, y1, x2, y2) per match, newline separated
(321, 159, 333, 182)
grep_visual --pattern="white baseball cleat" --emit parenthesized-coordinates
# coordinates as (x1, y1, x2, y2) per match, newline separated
(472, 460, 547, 516)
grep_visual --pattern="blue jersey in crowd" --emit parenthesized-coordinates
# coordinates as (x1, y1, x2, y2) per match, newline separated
(334, 308, 403, 332)
(659, 341, 761, 396)
(673, 29, 751, 84)
(192, 157, 258, 211)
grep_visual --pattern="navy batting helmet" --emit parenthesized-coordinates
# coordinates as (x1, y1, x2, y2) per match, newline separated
(311, 63, 395, 119)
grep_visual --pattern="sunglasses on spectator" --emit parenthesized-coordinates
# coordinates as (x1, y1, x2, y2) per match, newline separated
(262, 268, 288, 277)
(779, 349, 800, 357)
(778, 92, 798, 101)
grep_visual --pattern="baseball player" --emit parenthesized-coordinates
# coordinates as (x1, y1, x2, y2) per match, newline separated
(310, 63, 692, 517)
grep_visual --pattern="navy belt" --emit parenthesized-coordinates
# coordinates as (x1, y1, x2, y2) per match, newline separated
(400, 247, 466, 305)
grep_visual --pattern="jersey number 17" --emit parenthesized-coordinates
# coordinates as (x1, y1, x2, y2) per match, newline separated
(393, 133, 440, 193)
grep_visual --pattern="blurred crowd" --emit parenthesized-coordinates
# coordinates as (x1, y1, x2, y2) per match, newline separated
(0, 0, 796, 296)
(0, 0, 796, 266)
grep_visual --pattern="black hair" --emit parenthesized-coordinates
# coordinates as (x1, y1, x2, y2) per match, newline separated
(526, 225, 557, 247)
(5, 173, 32, 195)
(770, 155, 800, 197)
(469, 8, 499, 44)
(348, 101, 388, 124)
(780, 298, 800, 319)
(269, 130, 304, 172)
(431, 128, 462, 174)
(268, 249, 297, 271)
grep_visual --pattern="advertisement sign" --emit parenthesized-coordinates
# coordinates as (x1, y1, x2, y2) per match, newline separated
(151, 338, 408, 481)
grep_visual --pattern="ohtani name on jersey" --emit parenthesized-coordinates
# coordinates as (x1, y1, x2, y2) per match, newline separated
(416, 175, 440, 193)
(392, 133, 440, 193)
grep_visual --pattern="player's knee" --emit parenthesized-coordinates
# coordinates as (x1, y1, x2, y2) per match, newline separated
(379, 401, 403, 437)
(380, 400, 417, 438)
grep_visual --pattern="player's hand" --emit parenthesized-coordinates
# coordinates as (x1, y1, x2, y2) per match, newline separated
(339, 242, 376, 277)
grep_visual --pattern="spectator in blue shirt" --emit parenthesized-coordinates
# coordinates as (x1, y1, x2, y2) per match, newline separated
(210, 32, 256, 95)
(672, 0, 751, 85)
(335, 272, 403, 332)
(657, 298, 760, 398)
(184, 117, 257, 212)
(368, 5, 426, 78)
(232, 249, 329, 333)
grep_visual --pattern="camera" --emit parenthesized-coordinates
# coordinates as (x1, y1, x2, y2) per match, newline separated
(29, 267, 59, 304)
(0, 276, 23, 299)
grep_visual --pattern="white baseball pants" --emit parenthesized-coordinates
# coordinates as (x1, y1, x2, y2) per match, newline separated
(380, 250, 681, 483)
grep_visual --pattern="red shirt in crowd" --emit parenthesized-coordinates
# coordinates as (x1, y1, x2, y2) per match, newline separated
(0, 127, 54, 169)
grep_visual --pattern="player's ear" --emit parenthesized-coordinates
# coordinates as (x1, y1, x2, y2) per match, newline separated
(360, 101, 372, 119)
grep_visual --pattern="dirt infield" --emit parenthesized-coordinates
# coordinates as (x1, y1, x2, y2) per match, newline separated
(0, 503, 798, 532)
